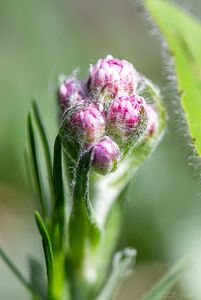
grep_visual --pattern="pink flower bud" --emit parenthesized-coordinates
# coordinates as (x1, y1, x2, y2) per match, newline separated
(89, 55, 138, 100)
(69, 105, 105, 145)
(145, 105, 159, 137)
(107, 94, 147, 138)
(59, 76, 86, 109)
(92, 136, 120, 174)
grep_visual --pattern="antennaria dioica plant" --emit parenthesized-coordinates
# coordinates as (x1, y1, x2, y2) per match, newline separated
(2, 0, 201, 297)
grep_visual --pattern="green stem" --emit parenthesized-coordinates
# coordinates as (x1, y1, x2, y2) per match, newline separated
(67, 150, 102, 300)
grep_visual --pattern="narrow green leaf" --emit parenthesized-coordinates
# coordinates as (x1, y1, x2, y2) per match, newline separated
(142, 257, 190, 300)
(145, 0, 201, 156)
(32, 100, 52, 173)
(0, 248, 42, 300)
(28, 113, 47, 217)
(52, 134, 65, 249)
(96, 248, 137, 300)
(53, 135, 64, 211)
(35, 211, 55, 287)
(32, 100, 54, 200)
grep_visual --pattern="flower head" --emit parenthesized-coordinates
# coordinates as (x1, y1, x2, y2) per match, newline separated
(89, 55, 138, 101)
(58, 56, 163, 165)
(92, 136, 120, 175)
(58, 76, 86, 109)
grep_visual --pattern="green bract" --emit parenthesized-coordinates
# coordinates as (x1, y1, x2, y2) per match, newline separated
(145, 0, 201, 157)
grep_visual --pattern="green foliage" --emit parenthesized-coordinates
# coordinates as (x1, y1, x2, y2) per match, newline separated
(35, 211, 55, 290)
(30, 103, 67, 299)
(28, 112, 47, 217)
(32, 100, 54, 200)
(145, 0, 201, 156)
(52, 134, 65, 250)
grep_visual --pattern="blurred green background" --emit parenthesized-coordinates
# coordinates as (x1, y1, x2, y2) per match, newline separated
(0, 0, 201, 299)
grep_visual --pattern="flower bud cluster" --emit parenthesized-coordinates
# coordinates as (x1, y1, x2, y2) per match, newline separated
(58, 55, 159, 174)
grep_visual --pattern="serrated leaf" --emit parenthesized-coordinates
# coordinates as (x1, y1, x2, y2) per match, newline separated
(96, 248, 137, 300)
(28, 113, 47, 218)
(0, 248, 42, 299)
(35, 211, 55, 288)
(142, 257, 190, 300)
(145, 0, 201, 156)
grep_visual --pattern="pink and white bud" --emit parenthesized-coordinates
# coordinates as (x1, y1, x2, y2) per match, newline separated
(70, 105, 105, 145)
(107, 94, 147, 137)
(91, 136, 120, 174)
(145, 105, 159, 137)
(59, 76, 86, 109)
(89, 55, 138, 100)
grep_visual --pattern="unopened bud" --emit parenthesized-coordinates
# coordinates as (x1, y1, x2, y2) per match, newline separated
(60, 104, 105, 159)
(92, 136, 120, 175)
(58, 76, 86, 109)
(107, 94, 147, 152)
(89, 55, 138, 101)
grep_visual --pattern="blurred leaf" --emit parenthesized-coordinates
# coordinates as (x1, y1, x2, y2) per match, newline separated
(32, 100, 54, 200)
(28, 113, 47, 217)
(35, 211, 55, 288)
(93, 185, 129, 290)
(29, 258, 47, 299)
(0, 248, 42, 299)
(145, 0, 201, 156)
(142, 257, 190, 300)
(96, 248, 137, 300)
